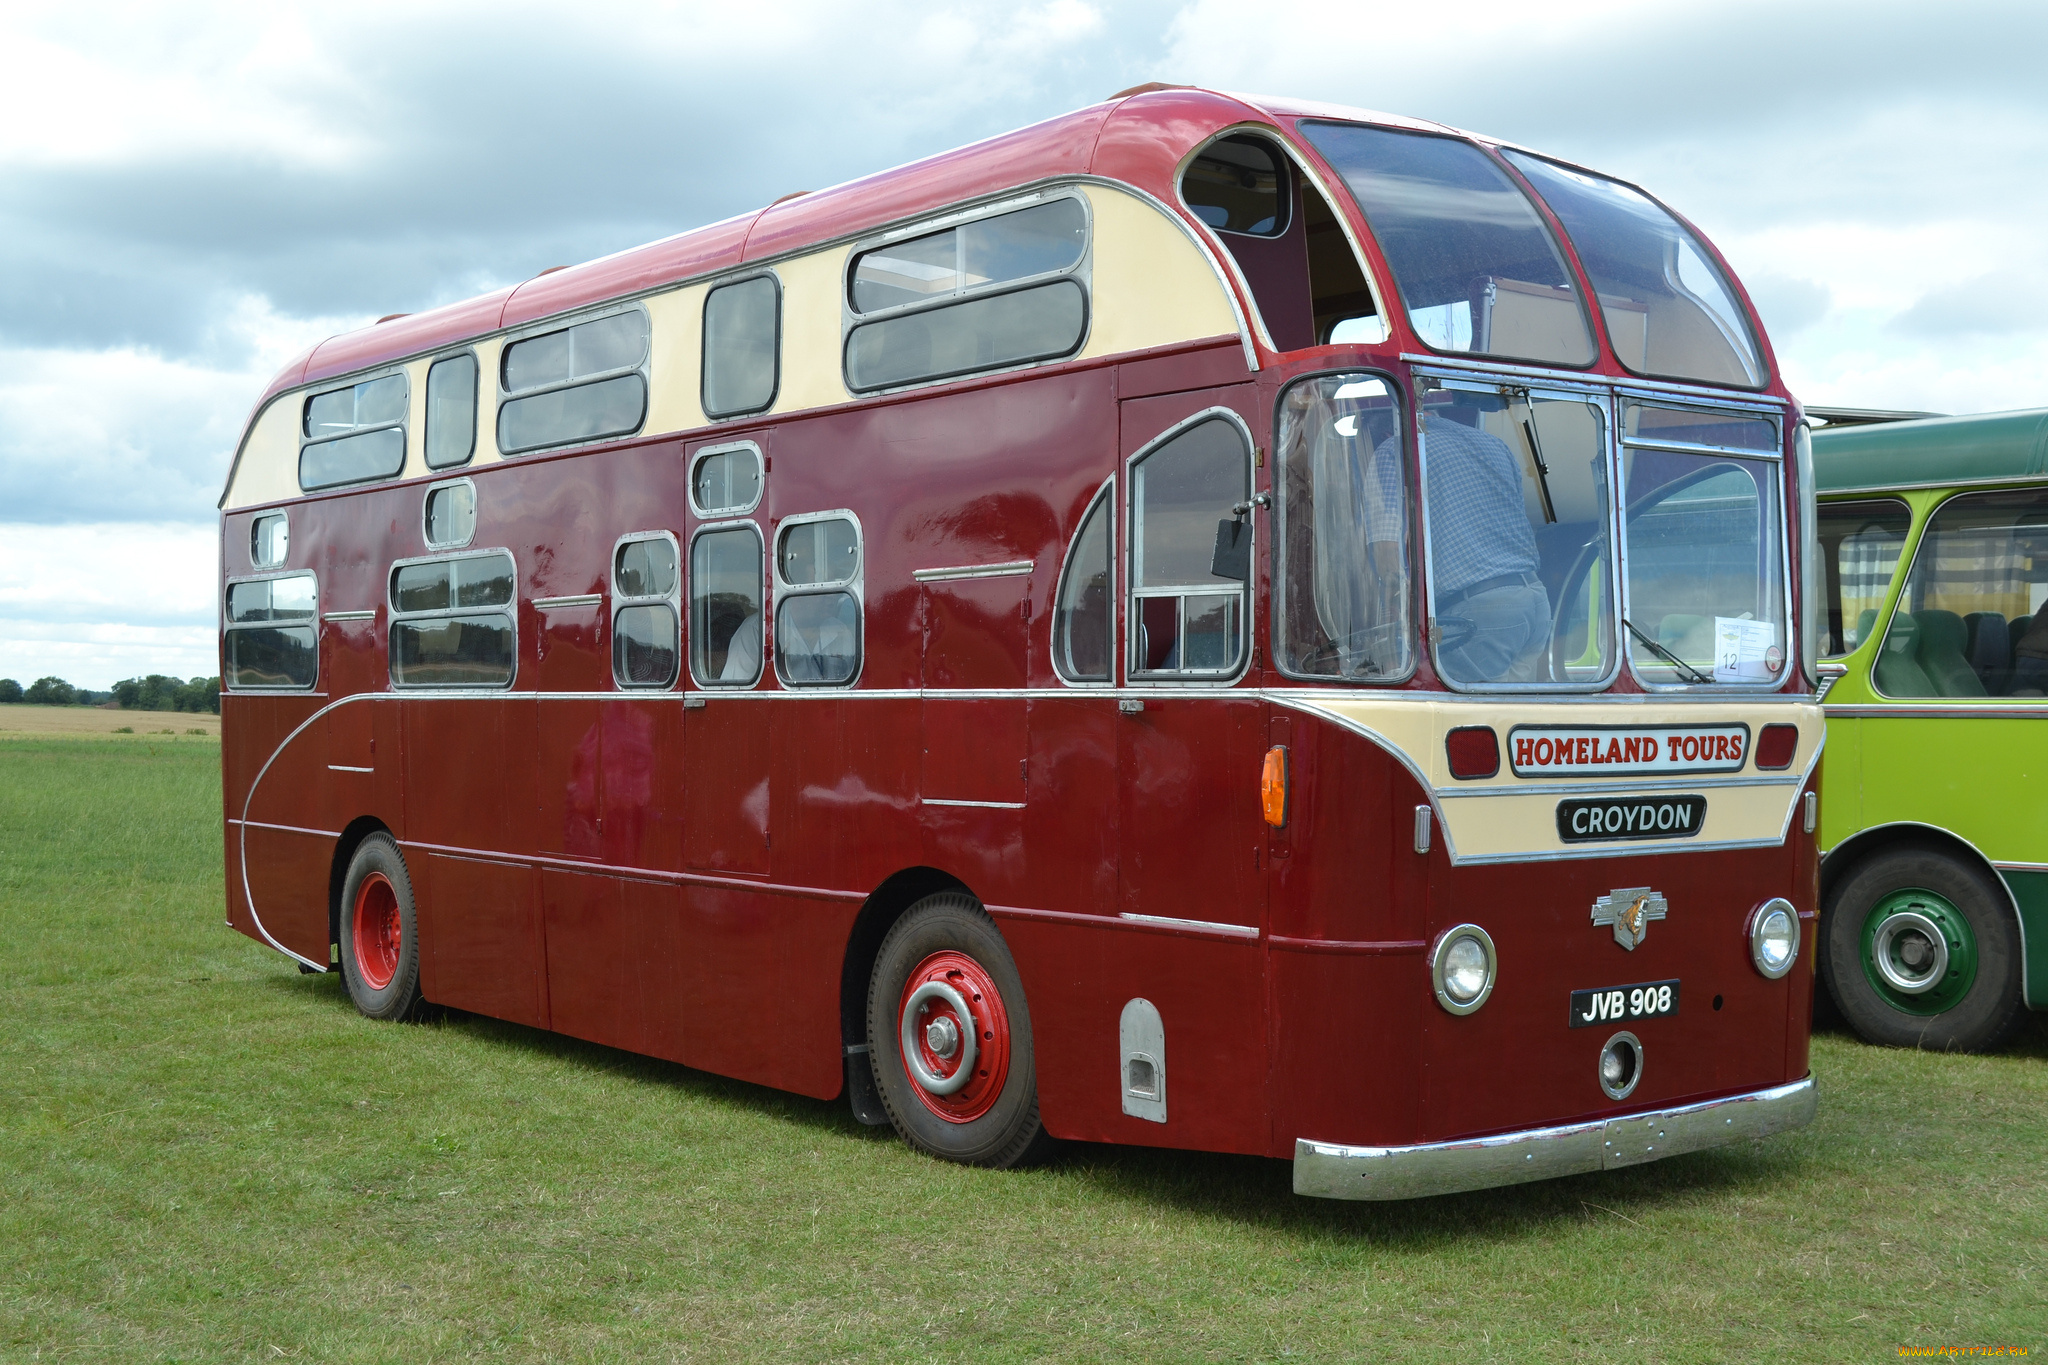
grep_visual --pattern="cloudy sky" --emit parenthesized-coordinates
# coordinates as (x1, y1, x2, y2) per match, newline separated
(3, 0, 2044, 688)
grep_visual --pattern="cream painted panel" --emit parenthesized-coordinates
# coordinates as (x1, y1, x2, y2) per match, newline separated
(1077, 185, 1244, 362)
(643, 284, 708, 437)
(221, 397, 302, 511)
(472, 336, 505, 465)
(772, 249, 853, 415)
(1274, 694, 1825, 864)
(398, 357, 430, 482)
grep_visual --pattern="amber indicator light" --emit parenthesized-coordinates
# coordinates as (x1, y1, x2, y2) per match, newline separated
(1445, 725, 1500, 780)
(1261, 745, 1288, 828)
(1754, 723, 1798, 770)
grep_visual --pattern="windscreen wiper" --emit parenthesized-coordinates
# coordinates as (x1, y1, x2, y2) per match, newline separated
(1503, 386, 1558, 524)
(1624, 617, 1713, 684)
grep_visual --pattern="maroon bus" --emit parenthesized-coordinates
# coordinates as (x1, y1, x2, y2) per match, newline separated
(218, 87, 1823, 1199)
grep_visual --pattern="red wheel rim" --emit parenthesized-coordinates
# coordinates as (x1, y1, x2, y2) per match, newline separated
(351, 871, 401, 991)
(897, 950, 1012, 1124)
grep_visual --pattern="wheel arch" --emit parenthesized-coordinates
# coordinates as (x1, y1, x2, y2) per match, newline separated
(839, 866, 977, 1054)
(327, 816, 396, 971)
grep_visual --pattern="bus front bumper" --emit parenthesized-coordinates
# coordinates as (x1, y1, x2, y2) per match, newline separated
(1293, 1076, 1816, 1201)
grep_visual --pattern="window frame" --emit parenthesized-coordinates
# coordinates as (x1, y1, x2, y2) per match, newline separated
(1051, 476, 1117, 688)
(223, 568, 320, 692)
(687, 440, 766, 519)
(687, 519, 768, 690)
(771, 509, 864, 690)
(1268, 368, 1419, 687)
(298, 367, 410, 492)
(701, 271, 783, 421)
(1614, 393, 1792, 694)
(1870, 485, 2048, 702)
(495, 303, 652, 456)
(385, 547, 520, 692)
(424, 348, 481, 471)
(611, 529, 683, 690)
(421, 476, 478, 551)
(249, 511, 290, 571)
(1123, 407, 1258, 688)
(1815, 494, 1914, 661)
(840, 187, 1094, 396)
(1177, 130, 1293, 240)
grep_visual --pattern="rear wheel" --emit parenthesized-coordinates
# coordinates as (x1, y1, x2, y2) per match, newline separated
(866, 892, 1049, 1168)
(1820, 847, 2027, 1052)
(338, 834, 423, 1021)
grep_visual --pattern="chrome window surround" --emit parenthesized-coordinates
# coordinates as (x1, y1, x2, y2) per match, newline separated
(1174, 123, 1391, 354)
(1051, 476, 1116, 688)
(839, 187, 1095, 398)
(495, 303, 651, 456)
(687, 440, 766, 519)
(611, 529, 682, 690)
(1429, 923, 1497, 1016)
(424, 348, 480, 470)
(384, 547, 519, 691)
(222, 569, 320, 692)
(688, 519, 766, 689)
(701, 271, 782, 421)
(771, 509, 864, 690)
(298, 367, 409, 492)
(1415, 371, 1622, 694)
(249, 511, 289, 570)
(421, 476, 477, 550)
(1123, 407, 1257, 687)
(1268, 368, 1418, 687)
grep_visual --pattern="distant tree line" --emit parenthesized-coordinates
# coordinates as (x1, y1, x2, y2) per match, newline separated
(0, 675, 219, 713)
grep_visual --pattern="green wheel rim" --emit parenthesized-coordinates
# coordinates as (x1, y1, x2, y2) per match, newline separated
(1859, 886, 1978, 1016)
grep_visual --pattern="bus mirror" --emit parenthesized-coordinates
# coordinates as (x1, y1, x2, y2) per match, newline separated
(1211, 518, 1251, 581)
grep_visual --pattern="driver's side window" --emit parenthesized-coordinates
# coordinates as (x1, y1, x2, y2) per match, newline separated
(1128, 416, 1252, 680)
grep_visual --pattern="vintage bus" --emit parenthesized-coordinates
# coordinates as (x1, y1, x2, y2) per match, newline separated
(1811, 408, 2048, 1051)
(218, 86, 1822, 1200)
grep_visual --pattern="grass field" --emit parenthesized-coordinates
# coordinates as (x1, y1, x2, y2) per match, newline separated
(2, 735, 2042, 1362)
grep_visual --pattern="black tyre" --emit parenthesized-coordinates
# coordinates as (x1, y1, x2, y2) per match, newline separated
(1820, 847, 2028, 1052)
(866, 892, 1050, 1168)
(338, 833, 424, 1022)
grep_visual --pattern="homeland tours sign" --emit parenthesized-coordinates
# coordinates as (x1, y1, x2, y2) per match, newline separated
(1507, 725, 1750, 778)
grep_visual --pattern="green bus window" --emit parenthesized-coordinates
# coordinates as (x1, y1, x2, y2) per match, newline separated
(1878, 488, 2048, 699)
(1816, 498, 1911, 657)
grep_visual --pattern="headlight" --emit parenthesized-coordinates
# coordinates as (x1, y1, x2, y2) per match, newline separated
(1430, 924, 1497, 1015)
(1749, 898, 1800, 979)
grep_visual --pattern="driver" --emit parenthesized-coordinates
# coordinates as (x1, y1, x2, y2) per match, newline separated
(1373, 409, 1550, 682)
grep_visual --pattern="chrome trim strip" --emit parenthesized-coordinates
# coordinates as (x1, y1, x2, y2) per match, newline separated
(923, 797, 1026, 810)
(912, 560, 1033, 582)
(1118, 912, 1259, 938)
(322, 610, 375, 622)
(1400, 354, 1788, 407)
(532, 593, 603, 610)
(1825, 705, 2048, 720)
(326, 764, 374, 773)
(1293, 1077, 1816, 1201)
(1437, 774, 1799, 799)
(1992, 860, 2048, 872)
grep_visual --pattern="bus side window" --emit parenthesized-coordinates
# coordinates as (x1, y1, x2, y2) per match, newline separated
(773, 514, 862, 687)
(425, 352, 479, 469)
(224, 572, 318, 689)
(388, 551, 517, 689)
(1815, 498, 1910, 658)
(690, 524, 765, 687)
(1876, 488, 2048, 699)
(702, 276, 780, 419)
(1053, 480, 1113, 683)
(614, 533, 681, 689)
(1129, 416, 1252, 679)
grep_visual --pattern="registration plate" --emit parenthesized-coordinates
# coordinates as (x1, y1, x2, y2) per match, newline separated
(1569, 979, 1680, 1028)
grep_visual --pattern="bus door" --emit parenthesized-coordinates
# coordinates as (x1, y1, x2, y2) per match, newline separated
(920, 565, 1031, 895)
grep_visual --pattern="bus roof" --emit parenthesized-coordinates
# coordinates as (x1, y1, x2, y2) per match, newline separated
(243, 87, 1455, 417)
(1812, 408, 2048, 495)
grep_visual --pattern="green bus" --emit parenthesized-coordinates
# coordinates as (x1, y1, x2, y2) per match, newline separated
(1811, 407, 2048, 1051)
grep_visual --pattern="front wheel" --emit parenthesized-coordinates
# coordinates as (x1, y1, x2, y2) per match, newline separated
(338, 833, 424, 1022)
(1820, 847, 2028, 1052)
(866, 893, 1049, 1168)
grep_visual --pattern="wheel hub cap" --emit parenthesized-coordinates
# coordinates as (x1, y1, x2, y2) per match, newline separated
(351, 871, 401, 991)
(896, 950, 1013, 1124)
(1860, 888, 1977, 1015)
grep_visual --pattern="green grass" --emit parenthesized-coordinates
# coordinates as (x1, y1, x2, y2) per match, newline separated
(2, 735, 2043, 1363)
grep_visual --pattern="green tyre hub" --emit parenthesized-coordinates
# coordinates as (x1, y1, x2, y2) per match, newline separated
(1821, 846, 2028, 1052)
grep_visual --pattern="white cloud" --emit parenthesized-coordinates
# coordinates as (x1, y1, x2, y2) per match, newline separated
(0, 521, 220, 689)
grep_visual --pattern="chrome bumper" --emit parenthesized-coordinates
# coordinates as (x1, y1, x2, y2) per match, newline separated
(1293, 1077, 1816, 1201)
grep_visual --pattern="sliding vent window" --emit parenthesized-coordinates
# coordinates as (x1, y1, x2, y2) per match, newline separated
(1130, 419, 1252, 679)
(690, 526, 764, 687)
(1504, 152, 1765, 387)
(1053, 483, 1113, 683)
(1302, 124, 1594, 366)
(250, 513, 288, 569)
(774, 515, 861, 686)
(425, 353, 478, 468)
(845, 197, 1089, 392)
(690, 444, 763, 517)
(498, 311, 648, 454)
(702, 277, 780, 418)
(388, 551, 517, 688)
(614, 534, 680, 688)
(300, 373, 407, 490)
(224, 573, 318, 689)
(1274, 375, 1413, 681)
(423, 480, 475, 549)
(1421, 384, 1613, 688)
